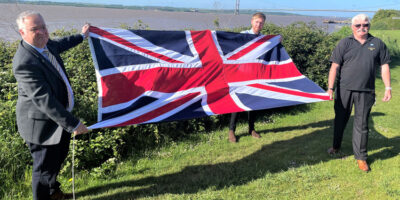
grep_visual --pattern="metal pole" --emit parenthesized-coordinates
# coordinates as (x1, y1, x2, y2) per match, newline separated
(235, 0, 240, 15)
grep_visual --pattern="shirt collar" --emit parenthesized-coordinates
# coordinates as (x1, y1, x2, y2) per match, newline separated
(250, 28, 262, 35)
(349, 33, 374, 41)
(23, 40, 46, 54)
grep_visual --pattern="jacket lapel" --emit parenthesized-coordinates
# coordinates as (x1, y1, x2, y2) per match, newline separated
(21, 41, 65, 82)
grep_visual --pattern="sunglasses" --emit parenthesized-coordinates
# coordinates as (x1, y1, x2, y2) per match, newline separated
(353, 23, 370, 28)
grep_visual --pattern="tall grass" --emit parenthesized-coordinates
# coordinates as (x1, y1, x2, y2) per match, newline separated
(370, 30, 400, 57)
(0, 100, 31, 199)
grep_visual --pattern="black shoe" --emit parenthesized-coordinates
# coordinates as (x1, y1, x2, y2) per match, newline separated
(327, 147, 339, 155)
(50, 189, 73, 200)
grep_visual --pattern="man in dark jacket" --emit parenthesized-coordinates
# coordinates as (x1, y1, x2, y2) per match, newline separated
(13, 10, 90, 199)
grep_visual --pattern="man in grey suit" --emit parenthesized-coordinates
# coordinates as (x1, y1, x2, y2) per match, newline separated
(12, 10, 90, 200)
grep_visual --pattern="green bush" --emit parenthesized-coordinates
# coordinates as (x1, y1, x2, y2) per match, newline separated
(0, 40, 31, 198)
(331, 26, 352, 38)
(371, 9, 400, 30)
(261, 22, 336, 88)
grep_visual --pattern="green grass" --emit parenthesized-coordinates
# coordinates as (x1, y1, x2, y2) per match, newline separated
(370, 30, 400, 56)
(10, 46, 400, 199)
(26, 57, 396, 200)
(370, 30, 400, 40)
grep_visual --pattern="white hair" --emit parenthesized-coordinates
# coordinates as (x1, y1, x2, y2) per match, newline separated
(351, 14, 370, 25)
(16, 10, 42, 30)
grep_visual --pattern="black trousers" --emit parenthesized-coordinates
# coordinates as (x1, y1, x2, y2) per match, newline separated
(333, 88, 375, 160)
(229, 111, 256, 132)
(27, 131, 71, 200)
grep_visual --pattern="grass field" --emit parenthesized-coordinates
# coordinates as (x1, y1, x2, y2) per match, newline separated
(370, 30, 400, 56)
(49, 62, 399, 199)
(13, 34, 400, 200)
(370, 30, 400, 43)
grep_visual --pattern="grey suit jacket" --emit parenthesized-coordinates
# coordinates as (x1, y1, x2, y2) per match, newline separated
(12, 35, 83, 145)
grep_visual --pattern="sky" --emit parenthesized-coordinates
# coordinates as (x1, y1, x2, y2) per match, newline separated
(25, 0, 400, 17)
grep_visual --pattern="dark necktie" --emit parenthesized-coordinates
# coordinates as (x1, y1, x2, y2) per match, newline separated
(43, 49, 74, 111)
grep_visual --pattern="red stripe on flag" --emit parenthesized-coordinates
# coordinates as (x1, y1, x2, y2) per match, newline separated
(101, 72, 145, 107)
(101, 67, 206, 107)
(113, 92, 200, 126)
(249, 84, 330, 100)
(90, 26, 183, 63)
(224, 62, 302, 83)
(190, 30, 244, 114)
(227, 35, 276, 60)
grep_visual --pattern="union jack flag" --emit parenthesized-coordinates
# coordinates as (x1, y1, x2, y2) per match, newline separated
(87, 26, 329, 129)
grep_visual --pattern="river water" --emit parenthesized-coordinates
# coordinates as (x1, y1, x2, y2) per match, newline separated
(0, 3, 348, 41)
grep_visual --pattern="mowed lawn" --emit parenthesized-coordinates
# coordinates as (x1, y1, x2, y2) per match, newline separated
(55, 53, 400, 200)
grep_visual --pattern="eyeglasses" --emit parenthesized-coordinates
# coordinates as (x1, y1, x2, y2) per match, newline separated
(28, 25, 48, 33)
(353, 23, 370, 28)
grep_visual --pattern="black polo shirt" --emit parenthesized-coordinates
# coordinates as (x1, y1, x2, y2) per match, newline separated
(330, 33, 391, 91)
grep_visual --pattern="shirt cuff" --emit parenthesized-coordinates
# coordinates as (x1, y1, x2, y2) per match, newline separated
(72, 121, 81, 132)
(81, 33, 87, 39)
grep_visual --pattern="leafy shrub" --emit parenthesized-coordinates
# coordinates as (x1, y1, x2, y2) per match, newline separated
(330, 26, 352, 38)
(90, 157, 118, 179)
(0, 40, 31, 198)
(371, 9, 400, 30)
(261, 22, 335, 88)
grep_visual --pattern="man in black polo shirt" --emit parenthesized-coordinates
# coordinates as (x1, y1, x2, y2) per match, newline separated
(326, 13, 392, 172)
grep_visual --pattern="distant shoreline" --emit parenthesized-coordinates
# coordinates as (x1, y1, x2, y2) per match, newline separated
(0, 3, 347, 41)
(1, 1, 305, 16)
